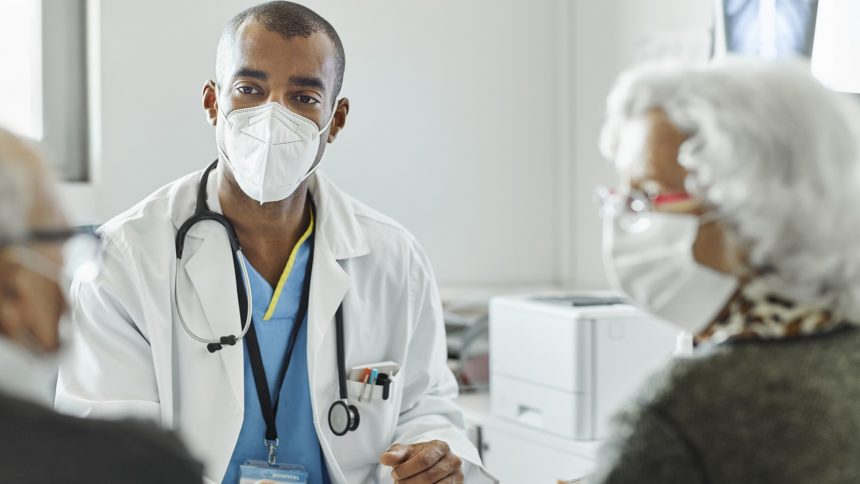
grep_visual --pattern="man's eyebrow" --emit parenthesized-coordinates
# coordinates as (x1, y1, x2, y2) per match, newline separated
(233, 68, 268, 81)
(289, 75, 326, 91)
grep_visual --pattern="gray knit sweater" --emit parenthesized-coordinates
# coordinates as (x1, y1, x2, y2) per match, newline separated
(588, 327, 860, 484)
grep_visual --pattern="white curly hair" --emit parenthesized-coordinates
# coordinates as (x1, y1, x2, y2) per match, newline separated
(600, 58, 860, 322)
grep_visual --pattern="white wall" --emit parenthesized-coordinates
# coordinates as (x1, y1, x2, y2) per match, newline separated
(75, 0, 567, 287)
(567, 0, 714, 289)
(68, 0, 714, 289)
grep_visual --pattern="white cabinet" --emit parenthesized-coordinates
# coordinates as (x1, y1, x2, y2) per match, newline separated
(481, 416, 599, 483)
(489, 295, 678, 440)
(457, 392, 600, 483)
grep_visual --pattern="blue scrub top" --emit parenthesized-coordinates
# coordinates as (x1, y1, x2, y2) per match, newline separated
(222, 225, 331, 484)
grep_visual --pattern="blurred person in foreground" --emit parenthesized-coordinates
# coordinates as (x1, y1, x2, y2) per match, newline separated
(0, 127, 202, 482)
(591, 59, 860, 483)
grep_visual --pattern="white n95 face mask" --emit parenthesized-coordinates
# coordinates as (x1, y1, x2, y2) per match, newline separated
(602, 211, 738, 333)
(216, 102, 334, 204)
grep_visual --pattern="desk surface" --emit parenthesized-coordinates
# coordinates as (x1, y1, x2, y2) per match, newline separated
(456, 391, 602, 483)
(454, 391, 492, 426)
(454, 391, 603, 456)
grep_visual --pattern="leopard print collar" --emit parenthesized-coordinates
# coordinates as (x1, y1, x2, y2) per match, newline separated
(696, 277, 846, 345)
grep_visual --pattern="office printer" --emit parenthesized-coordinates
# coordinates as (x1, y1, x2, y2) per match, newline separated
(489, 293, 680, 441)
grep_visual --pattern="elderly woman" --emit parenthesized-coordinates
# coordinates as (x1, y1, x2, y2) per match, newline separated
(591, 59, 860, 483)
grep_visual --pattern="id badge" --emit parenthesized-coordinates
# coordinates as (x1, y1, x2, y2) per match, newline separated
(238, 460, 309, 484)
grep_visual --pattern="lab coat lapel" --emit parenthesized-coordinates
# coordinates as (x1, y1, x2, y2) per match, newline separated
(307, 234, 349, 359)
(176, 167, 245, 404)
(306, 172, 370, 358)
(183, 229, 245, 403)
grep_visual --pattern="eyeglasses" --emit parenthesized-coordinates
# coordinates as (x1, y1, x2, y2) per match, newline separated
(0, 226, 102, 286)
(594, 186, 697, 233)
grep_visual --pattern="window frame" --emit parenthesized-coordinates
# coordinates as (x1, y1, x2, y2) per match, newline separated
(40, 0, 89, 182)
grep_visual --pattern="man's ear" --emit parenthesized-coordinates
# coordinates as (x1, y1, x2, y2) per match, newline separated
(203, 81, 219, 126)
(327, 98, 350, 143)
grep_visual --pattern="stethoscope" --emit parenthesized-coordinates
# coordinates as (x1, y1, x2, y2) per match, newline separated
(174, 160, 360, 437)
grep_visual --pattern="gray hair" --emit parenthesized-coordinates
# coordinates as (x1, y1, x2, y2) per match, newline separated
(0, 128, 36, 243)
(601, 58, 860, 321)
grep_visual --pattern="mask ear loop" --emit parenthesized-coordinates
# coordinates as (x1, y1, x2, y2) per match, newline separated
(296, 103, 339, 186)
(214, 101, 235, 166)
(317, 103, 338, 136)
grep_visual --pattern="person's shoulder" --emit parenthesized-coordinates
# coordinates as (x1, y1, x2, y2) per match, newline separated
(321, 174, 428, 260)
(597, 329, 860, 483)
(0, 393, 202, 483)
(351, 197, 438, 283)
(667, 327, 860, 397)
(353, 199, 422, 248)
(636, 342, 764, 412)
(88, 418, 203, 481)
(632, 327, 860, 430)
(600, 344, 742, 434)
(99, 171, 199, 243)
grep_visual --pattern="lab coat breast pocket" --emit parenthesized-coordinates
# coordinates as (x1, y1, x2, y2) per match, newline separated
(330, 371, 404, 472)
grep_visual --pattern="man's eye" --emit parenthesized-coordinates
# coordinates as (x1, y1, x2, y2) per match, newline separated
(295, 95, 319, 104)
(236, 86, 258, 95)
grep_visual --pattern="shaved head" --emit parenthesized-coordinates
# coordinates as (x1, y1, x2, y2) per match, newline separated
(215, 1, 346, 95)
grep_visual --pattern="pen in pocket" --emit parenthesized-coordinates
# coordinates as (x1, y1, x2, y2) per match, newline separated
(360, 368, 378, 402)
(377, 372, 392, 400)
(358, 368, 372, 402)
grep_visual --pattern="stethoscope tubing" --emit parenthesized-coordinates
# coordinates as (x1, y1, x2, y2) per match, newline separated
(173, 246, 254, 346)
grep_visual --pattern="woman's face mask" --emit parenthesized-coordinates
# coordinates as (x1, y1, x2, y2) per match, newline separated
(597, 188, 738, 333)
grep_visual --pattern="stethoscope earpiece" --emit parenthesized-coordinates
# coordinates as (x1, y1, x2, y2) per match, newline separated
(207, 335, 239, 353)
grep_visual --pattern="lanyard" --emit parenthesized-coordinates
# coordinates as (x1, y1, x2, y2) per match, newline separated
(244, 234, 315, 465)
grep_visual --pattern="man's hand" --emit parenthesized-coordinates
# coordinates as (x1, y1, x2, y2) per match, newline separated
(379, 440, 464, 483)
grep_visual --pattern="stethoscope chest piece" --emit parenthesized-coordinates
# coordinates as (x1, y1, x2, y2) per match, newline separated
(328, 399, 360, 436)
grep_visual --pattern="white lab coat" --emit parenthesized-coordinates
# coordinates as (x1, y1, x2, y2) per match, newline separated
(55, 168, 495, 484)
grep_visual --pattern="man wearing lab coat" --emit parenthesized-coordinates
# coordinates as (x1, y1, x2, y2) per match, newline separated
(55, 2, 492, 484)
